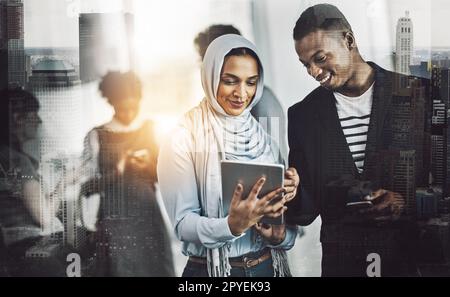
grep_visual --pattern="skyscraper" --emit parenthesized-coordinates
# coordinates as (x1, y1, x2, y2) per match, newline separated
(28, 59, 83, 244)
(79, 13, 134, 83)
(41, 155, 87, 248)
(394, 150, 416, 216)
(28, 59, 83, 164)
(440, 68, 450, 108)
(388, 76, 431, 216)
(0, 0, 6, 90)
(391, 81, 426, 186)
(431, 67, 450, 195)
(431, 100, 445, 187)
(446, 109, 450, 195)
(416, 188, 438, 219)
(410, 61, 431, 79)
(0, 0, 26, 89)
(395, 11, 413, 89)
(369, 149, 417, 217)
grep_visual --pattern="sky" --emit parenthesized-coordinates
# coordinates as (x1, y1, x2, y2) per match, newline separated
(386, 0, 450, 48)
(24, 0, 125, 48)
(23, 0, 450, 48)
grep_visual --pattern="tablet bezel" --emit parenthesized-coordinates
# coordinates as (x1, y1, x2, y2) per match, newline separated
(221, 160, 285, 225)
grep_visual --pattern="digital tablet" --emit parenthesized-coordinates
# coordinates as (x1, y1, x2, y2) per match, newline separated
(221, 160, 285, 225)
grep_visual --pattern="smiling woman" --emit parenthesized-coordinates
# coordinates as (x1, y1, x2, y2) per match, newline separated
(217, 48, 260, 116)
(158, 34, 300, 278)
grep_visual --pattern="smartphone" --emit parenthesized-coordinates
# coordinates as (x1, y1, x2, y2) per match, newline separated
(345, 201, 373, 209)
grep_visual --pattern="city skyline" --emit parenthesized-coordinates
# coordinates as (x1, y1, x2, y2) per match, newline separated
(1, 0, 449, 277)
(22, 0, 450, 48)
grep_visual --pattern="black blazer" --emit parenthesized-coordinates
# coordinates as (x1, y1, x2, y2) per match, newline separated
(286, 62, 427, 275)
(288, 63, 391, 223)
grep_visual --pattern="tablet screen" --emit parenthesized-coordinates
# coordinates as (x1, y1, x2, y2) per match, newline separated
(221, 160, 285, 225)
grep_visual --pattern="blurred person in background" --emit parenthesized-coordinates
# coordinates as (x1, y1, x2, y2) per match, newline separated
(0, 87, 67, 276)
(79, 71, 175, 276)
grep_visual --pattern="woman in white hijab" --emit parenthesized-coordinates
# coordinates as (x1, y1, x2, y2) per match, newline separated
(158, 34, 299, 277)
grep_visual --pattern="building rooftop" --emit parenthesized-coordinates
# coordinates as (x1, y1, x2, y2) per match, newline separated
(33, 59, 74, 72)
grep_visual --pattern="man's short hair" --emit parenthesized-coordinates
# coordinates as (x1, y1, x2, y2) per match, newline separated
(194, 24, 241, 59)
(293, 4, 352, 41)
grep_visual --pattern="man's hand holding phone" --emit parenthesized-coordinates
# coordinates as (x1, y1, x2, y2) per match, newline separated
(359, 189, 405, 222)
(345, 189, 405, 223)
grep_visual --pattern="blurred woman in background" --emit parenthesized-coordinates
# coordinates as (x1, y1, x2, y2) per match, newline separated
(80, 71, 174, 276)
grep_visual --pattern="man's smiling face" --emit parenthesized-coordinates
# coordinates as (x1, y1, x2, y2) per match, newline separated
(295, 29, 354, 91)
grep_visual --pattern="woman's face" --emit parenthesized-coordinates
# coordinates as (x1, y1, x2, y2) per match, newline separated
(217, 54, 259, 116)
(113, 97, 140, 126)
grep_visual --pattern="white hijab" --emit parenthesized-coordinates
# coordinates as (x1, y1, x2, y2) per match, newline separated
(183, 34, 287, 277)
(201, 34, 279, 163)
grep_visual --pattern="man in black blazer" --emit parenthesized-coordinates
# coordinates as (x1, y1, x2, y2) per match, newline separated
(286, 4, 428, 276)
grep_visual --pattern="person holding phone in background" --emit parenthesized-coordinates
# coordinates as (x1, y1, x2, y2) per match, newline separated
(79, 71, 174, 276)
(158, 34, 299, 277)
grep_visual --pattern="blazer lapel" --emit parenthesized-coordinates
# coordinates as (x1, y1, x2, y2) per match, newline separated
(362, 63, 392, 181)
(315, 62, 393, 181)
(316, 88, 358, 177)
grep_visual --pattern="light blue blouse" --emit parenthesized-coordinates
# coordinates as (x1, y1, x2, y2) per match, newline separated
(157, 125, 297, 258)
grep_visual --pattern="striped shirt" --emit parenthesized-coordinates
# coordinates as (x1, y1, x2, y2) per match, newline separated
(334, 84, 374, 173)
